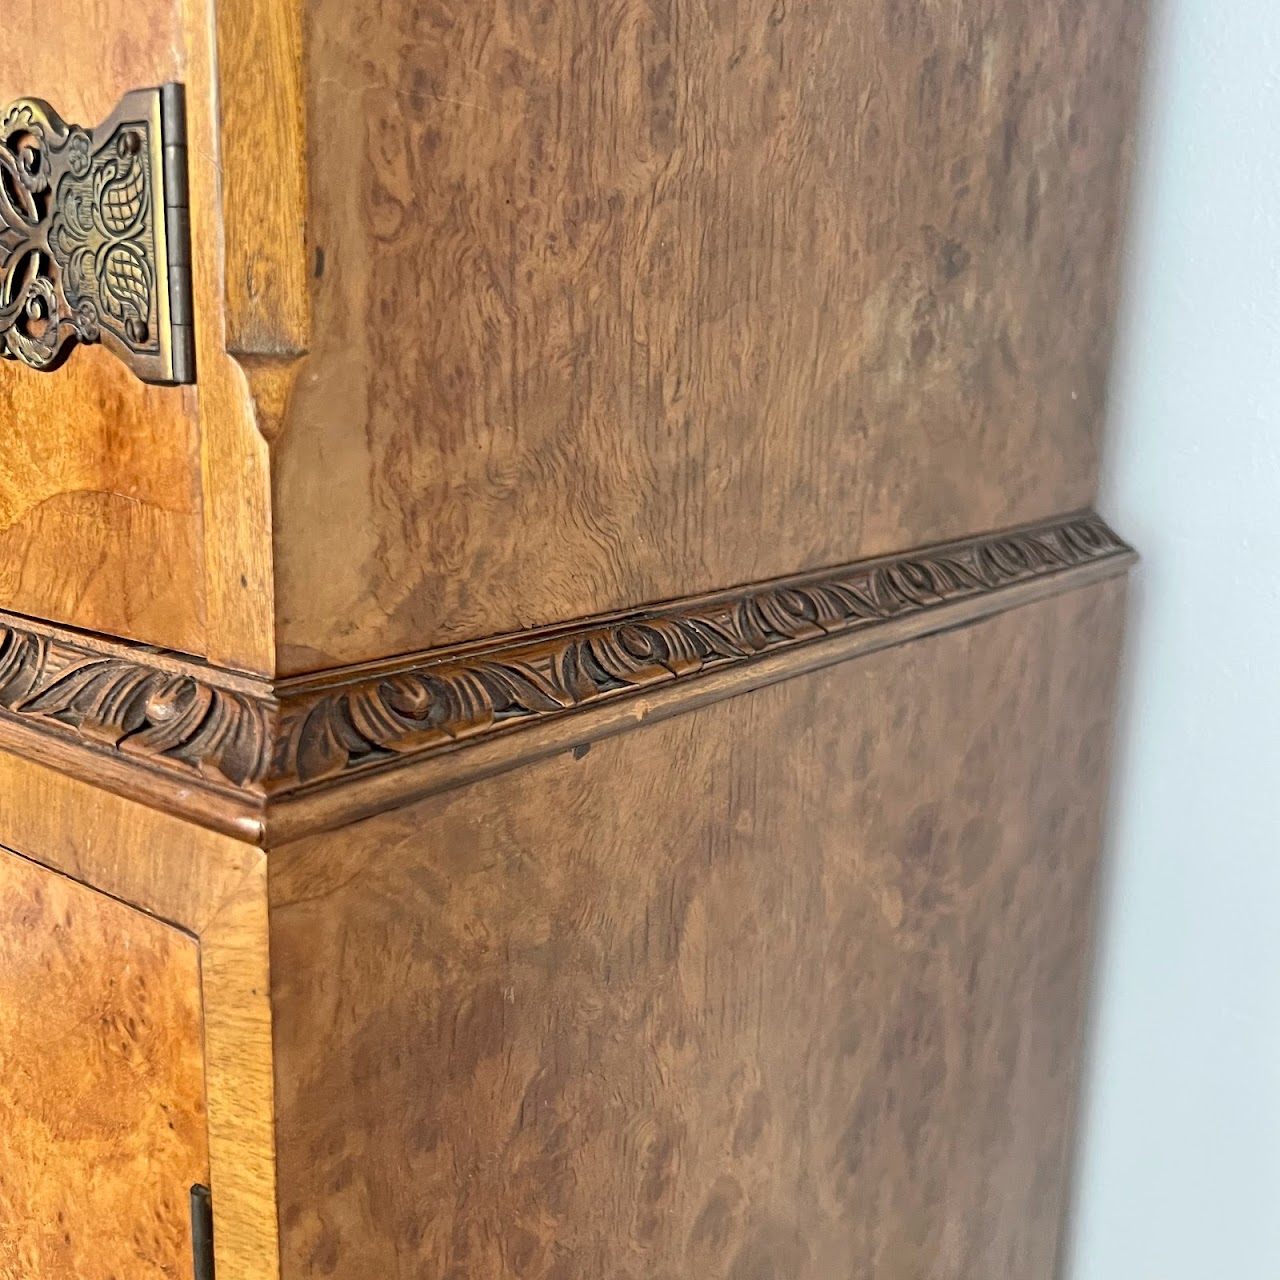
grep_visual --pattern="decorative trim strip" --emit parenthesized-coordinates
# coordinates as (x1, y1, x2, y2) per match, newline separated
(272, 511, 1129, 785)
(0, 618, 272, 790)
(0, 511, 1133, 842)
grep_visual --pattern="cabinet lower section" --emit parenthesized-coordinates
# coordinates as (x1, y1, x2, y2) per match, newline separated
(0, 577, 1125, 1279)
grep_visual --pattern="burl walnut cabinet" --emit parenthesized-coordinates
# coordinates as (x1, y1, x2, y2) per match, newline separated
(0, 1, 1145, 1277)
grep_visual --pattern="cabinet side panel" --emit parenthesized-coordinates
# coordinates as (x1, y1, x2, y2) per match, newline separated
(269, 579, 1125, 1279)
(0, 847, 209, 1278)
(276, 0, 1145, 670)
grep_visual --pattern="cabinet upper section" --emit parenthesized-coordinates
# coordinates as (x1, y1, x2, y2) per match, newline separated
(0, 0, 1147, 676)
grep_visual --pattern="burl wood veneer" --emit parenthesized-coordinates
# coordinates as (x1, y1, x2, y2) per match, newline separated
(268, 579, 1125, 1279)
(277, 0, 1145, 672)
(0, 578, 1128, 1279)
(0, 846, 208, 1278)
(0, 0, 1146, 1276)
(0, 2, 205, 654)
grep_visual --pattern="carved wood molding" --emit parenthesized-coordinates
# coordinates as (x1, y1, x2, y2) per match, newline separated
(0, 512, 1133, 842)
(0, 622, 273, 793)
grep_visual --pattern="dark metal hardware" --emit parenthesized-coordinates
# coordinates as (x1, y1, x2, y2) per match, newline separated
(190, 1183, 216, 1280)
(0, 83, 195, 385)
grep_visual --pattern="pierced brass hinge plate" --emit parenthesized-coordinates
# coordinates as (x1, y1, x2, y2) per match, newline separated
(0, 83, 194, 385)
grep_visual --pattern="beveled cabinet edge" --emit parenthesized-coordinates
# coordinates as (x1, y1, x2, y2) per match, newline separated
(0, 511, 1134, 845)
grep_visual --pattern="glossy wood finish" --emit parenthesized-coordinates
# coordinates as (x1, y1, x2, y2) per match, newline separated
(274, 0, 1145, 671)
(212, 0, 310, 359)
(268, 579, 1125, 1278)
(0, 0, 289, 672)
(0, 2, 205, 653)
(200, 854, 281, 1280)
(184, 0, 280, 676)
(0, 846, 208, 1278)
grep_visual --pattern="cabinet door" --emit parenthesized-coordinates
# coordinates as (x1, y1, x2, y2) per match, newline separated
(0, 0, 205, 652)
(0, 846, 208, 1278)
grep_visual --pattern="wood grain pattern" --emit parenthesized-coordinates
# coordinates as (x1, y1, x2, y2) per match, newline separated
(0, 0, 206, 654)
(201, 854, 281, 1280)
(0, 745, 258, 933)
(0, 0, 288, 671)
(275, 0, 1147, 671)
(0, 5, 1144, 1276)
(0, 846, 208, 1279)
(0, 0, 1146, 678)
(271, 511, 1128, 791)
(269, 577, 1126, 1279)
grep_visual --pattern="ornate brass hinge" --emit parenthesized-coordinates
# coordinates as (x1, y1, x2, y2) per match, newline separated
(0, 83, 194, 385)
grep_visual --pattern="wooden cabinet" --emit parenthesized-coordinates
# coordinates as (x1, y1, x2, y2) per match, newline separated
(0, 1, 1146, 1277)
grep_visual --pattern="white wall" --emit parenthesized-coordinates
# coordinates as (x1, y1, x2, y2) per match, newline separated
(1068, 2, 1280, 1277)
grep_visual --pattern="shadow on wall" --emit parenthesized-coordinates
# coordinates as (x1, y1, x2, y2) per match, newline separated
(1068, 1, 1280, 1278)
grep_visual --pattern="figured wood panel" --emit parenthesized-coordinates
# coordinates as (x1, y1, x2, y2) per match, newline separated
(269, 578, 1126, 1278)
(0, 846, 209, 1278)
(0, 3, 206, 653)
(275, 0, 1146, 670)
(0, 754, 281, 1279)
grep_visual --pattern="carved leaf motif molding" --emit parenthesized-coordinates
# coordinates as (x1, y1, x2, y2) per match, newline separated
(273, 512, 1131, 786)
(0, 85, 193, 384)
(0, 627, 270, 788)
(0, 513, 1131, 813)
(0, 514, 1131, 814)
